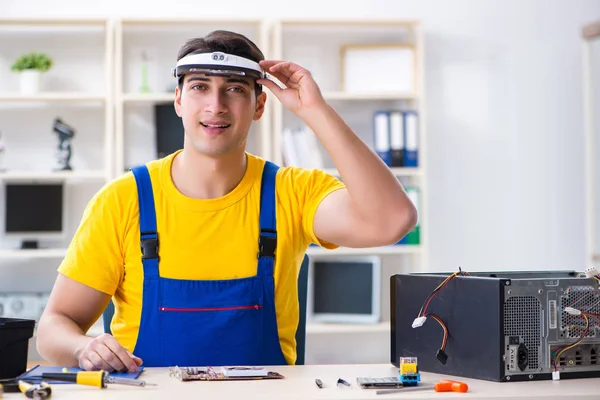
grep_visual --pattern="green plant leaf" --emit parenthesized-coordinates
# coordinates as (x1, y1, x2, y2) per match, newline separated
(11, 52, 53, 72)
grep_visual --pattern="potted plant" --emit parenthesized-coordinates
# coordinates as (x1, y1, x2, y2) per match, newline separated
(11, 52, 53, 94)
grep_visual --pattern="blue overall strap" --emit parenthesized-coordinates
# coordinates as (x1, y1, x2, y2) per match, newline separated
(257, 161, 279, 276)
(130, 165, 159, 280)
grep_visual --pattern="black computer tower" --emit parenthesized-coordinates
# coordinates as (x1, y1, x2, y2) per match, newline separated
(391, 271, 600, 382)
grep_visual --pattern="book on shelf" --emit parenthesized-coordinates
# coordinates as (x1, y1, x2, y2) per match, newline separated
(373, 109, 419, 168)
(281, 125, 324, 169)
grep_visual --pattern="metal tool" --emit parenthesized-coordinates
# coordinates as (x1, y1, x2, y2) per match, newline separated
(18, 380, 52, 399)
(41, 371, 156, 388)
(376, 380, 468, 395)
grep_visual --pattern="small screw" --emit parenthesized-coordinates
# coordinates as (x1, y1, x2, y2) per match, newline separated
(508, 290, 512, 295)
(538, 289, 543, 294)
(529, 374, 534, 380)
(506, 376, 511, 381)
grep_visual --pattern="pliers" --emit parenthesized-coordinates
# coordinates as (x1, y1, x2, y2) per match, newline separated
(0, 379, 52, 399)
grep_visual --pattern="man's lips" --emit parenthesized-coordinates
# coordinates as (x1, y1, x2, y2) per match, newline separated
(200, 122, 231, 128)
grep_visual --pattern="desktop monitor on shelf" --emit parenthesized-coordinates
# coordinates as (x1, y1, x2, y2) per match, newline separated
(307, 256, 381, 324)
(155, 103, 184, 158)
(2, 182, 66, 249)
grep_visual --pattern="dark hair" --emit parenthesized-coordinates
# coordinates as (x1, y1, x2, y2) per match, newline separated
(177, 30, 264, 94)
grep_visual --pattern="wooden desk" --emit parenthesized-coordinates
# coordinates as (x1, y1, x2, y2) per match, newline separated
(6, 364, 600, 399)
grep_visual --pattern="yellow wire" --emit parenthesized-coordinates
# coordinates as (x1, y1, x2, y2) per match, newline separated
(429, 314, 448, 349)
(554, 314, 589, 369)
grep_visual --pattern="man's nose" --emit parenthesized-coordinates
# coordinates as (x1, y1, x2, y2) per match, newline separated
(203, 90, 228, 114)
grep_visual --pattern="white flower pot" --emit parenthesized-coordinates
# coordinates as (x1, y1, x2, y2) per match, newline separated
(19, 70, 41, 94)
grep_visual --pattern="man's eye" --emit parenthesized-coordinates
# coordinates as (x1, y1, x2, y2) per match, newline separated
(191, 85, 206, 91)
(229, 87, 244, 93)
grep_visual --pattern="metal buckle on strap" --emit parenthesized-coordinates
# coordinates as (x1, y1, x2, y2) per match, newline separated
(141, 231, 159, 260)
(258, 228, 277, 259)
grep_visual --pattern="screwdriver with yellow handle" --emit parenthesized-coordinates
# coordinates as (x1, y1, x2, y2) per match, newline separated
(40, 370, 155, 388)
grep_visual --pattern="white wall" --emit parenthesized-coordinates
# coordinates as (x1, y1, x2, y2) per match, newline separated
(5, 0, 598, 273)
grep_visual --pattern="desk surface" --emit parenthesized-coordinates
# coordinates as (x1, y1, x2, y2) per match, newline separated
(6, 364, 600, 400)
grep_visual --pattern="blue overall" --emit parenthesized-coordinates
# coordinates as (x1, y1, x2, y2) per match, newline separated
(129, 161, 288, 367)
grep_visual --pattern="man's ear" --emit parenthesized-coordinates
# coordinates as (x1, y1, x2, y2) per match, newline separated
(174, 86, 182, 117)
(253, 91, 267, 121)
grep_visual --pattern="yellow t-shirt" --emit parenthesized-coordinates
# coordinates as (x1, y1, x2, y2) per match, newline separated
(58, 150, 345, 365)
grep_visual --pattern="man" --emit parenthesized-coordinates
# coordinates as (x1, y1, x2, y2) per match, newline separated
(36, 30, 417, 372)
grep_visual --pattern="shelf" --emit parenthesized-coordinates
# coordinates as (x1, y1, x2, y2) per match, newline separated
(0, 93, 106, 103)
(121, 92, 176, 104)
(306, 321, 389, 334)
(0, 18, 107, 26)
(307, 244, 420, 256)
(279, 18, 419, 27)
(322, 91, 417, 101)
(323, 167, 422, 177)
(0, 248, 67, 258)
(0, 170, 106, 182)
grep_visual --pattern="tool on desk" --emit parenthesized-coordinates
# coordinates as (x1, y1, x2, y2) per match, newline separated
(357, 377, 403, 389)
(40, 371, 155, 388)
(18, 380, 52, 399)
(315, 378, 323, 388)
(376, 379, 469, 395)
(337, 378, 351, 387)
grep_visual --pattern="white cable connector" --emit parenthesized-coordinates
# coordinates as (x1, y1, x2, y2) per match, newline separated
(564, 307, 582, 316)
(552, 371, 560, 381)
(584, 266, 599, 278)
(412, 316, 427, 328)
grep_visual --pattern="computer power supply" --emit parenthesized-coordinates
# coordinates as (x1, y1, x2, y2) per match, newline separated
(391, 270, 600, 382)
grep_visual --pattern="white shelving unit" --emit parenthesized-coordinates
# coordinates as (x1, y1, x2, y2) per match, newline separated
(0, 18, 114, 259)
(306, 321, 389, 334)
(0, 248, 67, 259)
(0, 18, 427, 365)
(306, 244, 421, 257)
(270, 17, 428, 259)
(270, 19, 428, 362)
(583, 19, 600, 267)
(113, 18, 271, 175)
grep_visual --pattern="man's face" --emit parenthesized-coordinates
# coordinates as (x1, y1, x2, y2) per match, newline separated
(175, 73, 266, 156)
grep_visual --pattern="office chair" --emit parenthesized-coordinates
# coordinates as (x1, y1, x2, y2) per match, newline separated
(102, 254, 309, 365)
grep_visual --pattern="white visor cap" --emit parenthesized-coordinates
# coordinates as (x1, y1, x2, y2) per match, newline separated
(172, 51, 265, 80)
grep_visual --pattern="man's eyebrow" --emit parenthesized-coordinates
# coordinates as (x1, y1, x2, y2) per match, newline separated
(187, 76, 210, 83)
(225, 78, 251, 86)
(186, 76, 251, 86)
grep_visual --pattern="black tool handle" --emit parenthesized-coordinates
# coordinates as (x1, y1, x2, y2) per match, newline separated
(41, 373, 78, 383)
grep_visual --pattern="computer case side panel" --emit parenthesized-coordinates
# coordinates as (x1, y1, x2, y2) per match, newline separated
(391, 274, 504, 381)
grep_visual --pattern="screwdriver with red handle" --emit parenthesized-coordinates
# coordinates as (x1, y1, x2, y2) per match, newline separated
(376, 379, 469, 395)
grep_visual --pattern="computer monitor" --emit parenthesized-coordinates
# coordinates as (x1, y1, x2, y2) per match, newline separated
(307, 256, 381, 324)
(154, 103, 184, 158)
(2, 182, 66, 249)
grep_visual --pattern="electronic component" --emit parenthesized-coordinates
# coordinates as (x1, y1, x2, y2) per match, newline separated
(356, 376, 402, 388)
(391, 270, 600, 382)
(398, 357, 420, 386)
(169, 366, 284, 381)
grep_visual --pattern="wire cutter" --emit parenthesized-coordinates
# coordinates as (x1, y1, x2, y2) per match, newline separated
(18, 380, 52, 399)
(0, 379, 52, 399)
